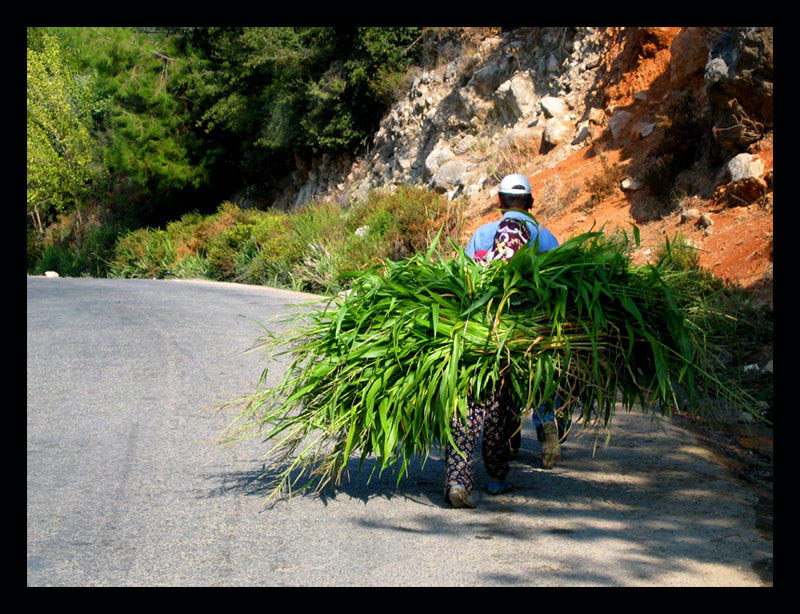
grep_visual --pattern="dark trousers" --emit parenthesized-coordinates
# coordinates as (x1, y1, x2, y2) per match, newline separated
(445, 387, 517, 494)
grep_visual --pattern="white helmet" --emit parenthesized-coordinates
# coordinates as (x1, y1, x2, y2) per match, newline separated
(498, 173, 532, 195)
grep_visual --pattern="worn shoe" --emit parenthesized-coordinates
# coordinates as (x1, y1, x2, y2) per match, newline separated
(487, 480, 512, 495)
(541, 421, 561, 468)
(446, 484, 475, 509)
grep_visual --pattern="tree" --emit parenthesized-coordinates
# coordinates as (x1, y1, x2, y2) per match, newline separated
(27, 33, 98, 233)
(50, 27, 212, 225)
(175, 27, 424, 192)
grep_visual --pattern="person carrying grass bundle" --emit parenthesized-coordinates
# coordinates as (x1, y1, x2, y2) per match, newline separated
(445, 173, 565, 509)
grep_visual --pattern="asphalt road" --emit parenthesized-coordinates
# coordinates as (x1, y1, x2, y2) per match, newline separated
(27, 276, 772, 586)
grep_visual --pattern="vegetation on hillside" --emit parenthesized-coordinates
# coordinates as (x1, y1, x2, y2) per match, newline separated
(104, 187, 464, 296)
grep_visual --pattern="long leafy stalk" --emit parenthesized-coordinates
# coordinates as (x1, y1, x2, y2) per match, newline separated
(218, 228, 756, 503)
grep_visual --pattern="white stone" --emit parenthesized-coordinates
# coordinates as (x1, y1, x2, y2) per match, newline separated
(540, 96, 567, 119)
(621, 176, 642, 191)
(727, 153, 765, 182)
(424, 143, 455, 178)
(543, 118, 570, 145)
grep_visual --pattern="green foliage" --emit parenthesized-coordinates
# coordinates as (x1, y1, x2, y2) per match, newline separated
(27, 27, 430, 269)
(652, 232, 773, 411)
(107, 187, 464, 293)
(27, 32, 101, 228)
(110, 226, 175, 279)
(52, 28, 208, 204)
(179, 27, 424, 178)
(29, 219, 125, 278)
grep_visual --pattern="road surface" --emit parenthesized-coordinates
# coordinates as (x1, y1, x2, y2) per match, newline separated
(27, 276, 772, 586)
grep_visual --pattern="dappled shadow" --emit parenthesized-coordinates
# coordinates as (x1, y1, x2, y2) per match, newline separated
(202, 410, 771, 585)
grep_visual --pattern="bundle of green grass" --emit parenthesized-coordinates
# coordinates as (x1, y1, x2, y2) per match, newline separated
(219, 227, 753, 503)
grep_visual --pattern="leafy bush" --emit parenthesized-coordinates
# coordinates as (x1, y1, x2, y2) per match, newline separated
(351, 185, 465, 261)
(652, 232, 773, 411)
(106, 186, 465, 294)
(110, 227, 175, 278)
(28, 212, 126, 278)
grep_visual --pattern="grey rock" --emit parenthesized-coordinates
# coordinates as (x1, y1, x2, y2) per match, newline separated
(432, 159, 467, 192)
(493, 72, 538, 124)
(608, 110, 634, 141)
(469, 62, 509, 98)
(424, 143, 455, 178)
(541, 95, 568, 119)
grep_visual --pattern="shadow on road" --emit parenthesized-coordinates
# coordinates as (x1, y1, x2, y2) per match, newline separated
(202, 411, 772, 586)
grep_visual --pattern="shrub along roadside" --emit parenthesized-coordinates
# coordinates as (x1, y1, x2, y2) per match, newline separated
(107, 185, 466, 295)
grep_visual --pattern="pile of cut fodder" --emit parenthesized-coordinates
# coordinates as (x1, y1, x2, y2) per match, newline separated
(219, 228, 756, 503)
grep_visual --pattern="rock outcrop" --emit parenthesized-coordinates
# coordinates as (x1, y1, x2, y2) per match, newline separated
(271, 26, 773, 223)
(705, 27, 773, 153)
(274, 27, 613, 208)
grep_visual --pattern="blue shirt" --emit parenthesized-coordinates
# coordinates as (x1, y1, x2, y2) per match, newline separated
(465, 210, 559, 259)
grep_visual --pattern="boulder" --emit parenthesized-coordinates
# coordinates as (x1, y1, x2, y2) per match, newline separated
(431, 159, 467, 192)
(503, 124, 545, 153)
(608, 109, 634, 141)
(543, 118, 570, 146)
(493, 72, 538, 124)
(669, 27, 709, 87)
(469, 61, 509, 98)
(540, 95, 568, 119)
(726, 152, 765, 182)
(424, 143, 455, 178)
